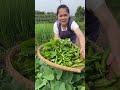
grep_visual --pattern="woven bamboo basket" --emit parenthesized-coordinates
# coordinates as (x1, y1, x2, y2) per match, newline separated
(37, 44, 85, 73)
(5, 45, 34, 90)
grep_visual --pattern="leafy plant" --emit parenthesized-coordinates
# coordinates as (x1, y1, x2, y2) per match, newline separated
(35, 55, 85, 90)
(0, 67, 25, 90)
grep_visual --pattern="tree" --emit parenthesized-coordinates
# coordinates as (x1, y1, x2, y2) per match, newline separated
(47, 12, 55, 15)
(35, 11, 45, 15)
(75, 6, 85, 22)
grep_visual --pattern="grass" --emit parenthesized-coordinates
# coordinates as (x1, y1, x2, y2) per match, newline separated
(77, 21, 85, 33)
(35, 23, 54, 47)
(35, 22, 85, 48)
(0, 0, 34, 50)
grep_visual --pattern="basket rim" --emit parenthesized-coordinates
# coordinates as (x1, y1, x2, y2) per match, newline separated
(5, 45, 34, 90)
(37, 45, 85, 73)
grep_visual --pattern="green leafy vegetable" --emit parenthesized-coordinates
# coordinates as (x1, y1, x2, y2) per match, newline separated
(35, 55, 85, 90)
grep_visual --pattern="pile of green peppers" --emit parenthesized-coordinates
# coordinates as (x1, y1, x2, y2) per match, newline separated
(40, 39, 85, 67)
(86, 41, 120, 90)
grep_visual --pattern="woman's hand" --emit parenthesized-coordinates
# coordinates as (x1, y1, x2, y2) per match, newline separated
(80, 48, 85, 59)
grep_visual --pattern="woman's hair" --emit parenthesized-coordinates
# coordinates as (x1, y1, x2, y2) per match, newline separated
(57, 4, 70, 15)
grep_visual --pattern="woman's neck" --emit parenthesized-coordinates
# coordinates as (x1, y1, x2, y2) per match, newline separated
(61, 25, 67, 30)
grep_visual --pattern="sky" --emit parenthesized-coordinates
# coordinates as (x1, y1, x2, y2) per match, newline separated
(35, 0, 85, 16)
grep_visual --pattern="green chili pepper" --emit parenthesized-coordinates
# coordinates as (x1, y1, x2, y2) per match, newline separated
(101, 48, 110, 71)
(71, 62, 85, 67)
(94, 78, 117, 87)
(74, 59, 83, 63)
(88, 74, 102, 80)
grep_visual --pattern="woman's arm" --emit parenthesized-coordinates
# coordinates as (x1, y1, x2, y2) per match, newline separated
(53, 22, 60, 39)
(74, 28, 85, 58)
(93, 3, 120, 57)
(54, 33, 60, 39)
(86, 0, 120, 56)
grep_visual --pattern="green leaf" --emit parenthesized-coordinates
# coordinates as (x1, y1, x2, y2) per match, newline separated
(54, 81, 62, 90)
(42, 67, 54, 80)
(65, 83, 72, 90)
(71, 86, 76, 90)
(50, 81, 55, 90)
(19, 38, 34, 48)
(36, 58, 44, 66)
(77, 85, 85, 90)
(35, 79, 47, 89)
(41, 83, 50, 90)
(40, 66, 48, 73)
(59, 82, 66, 90)
(54, 69, 63, 80)
(36, 72, 42, 78)
(72, 74, 82, 83)
(61, 72, 73, 83)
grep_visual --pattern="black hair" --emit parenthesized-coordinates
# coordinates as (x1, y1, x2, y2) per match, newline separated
(57, 4, 70, 15)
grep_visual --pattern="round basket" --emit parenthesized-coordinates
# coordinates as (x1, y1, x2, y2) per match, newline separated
(37, 45, 85, 73)
(5, 45, 34, 90)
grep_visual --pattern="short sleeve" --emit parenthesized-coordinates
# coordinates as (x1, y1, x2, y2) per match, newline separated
(86, 0, 105, 11)
(53, 22, 59, 34)
(71, 21, 79, 31)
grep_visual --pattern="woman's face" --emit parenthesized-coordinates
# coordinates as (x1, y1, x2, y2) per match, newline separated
(57, 8, 69, 26)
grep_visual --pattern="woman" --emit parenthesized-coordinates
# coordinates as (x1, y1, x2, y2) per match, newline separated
(53, 5, 85, 58)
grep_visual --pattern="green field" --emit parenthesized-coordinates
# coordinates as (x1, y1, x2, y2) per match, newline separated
(35, 22, 85, 47)
(35, 23, 54, 47)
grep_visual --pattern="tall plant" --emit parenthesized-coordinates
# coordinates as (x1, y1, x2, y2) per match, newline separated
(0, 0, 34, 50)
